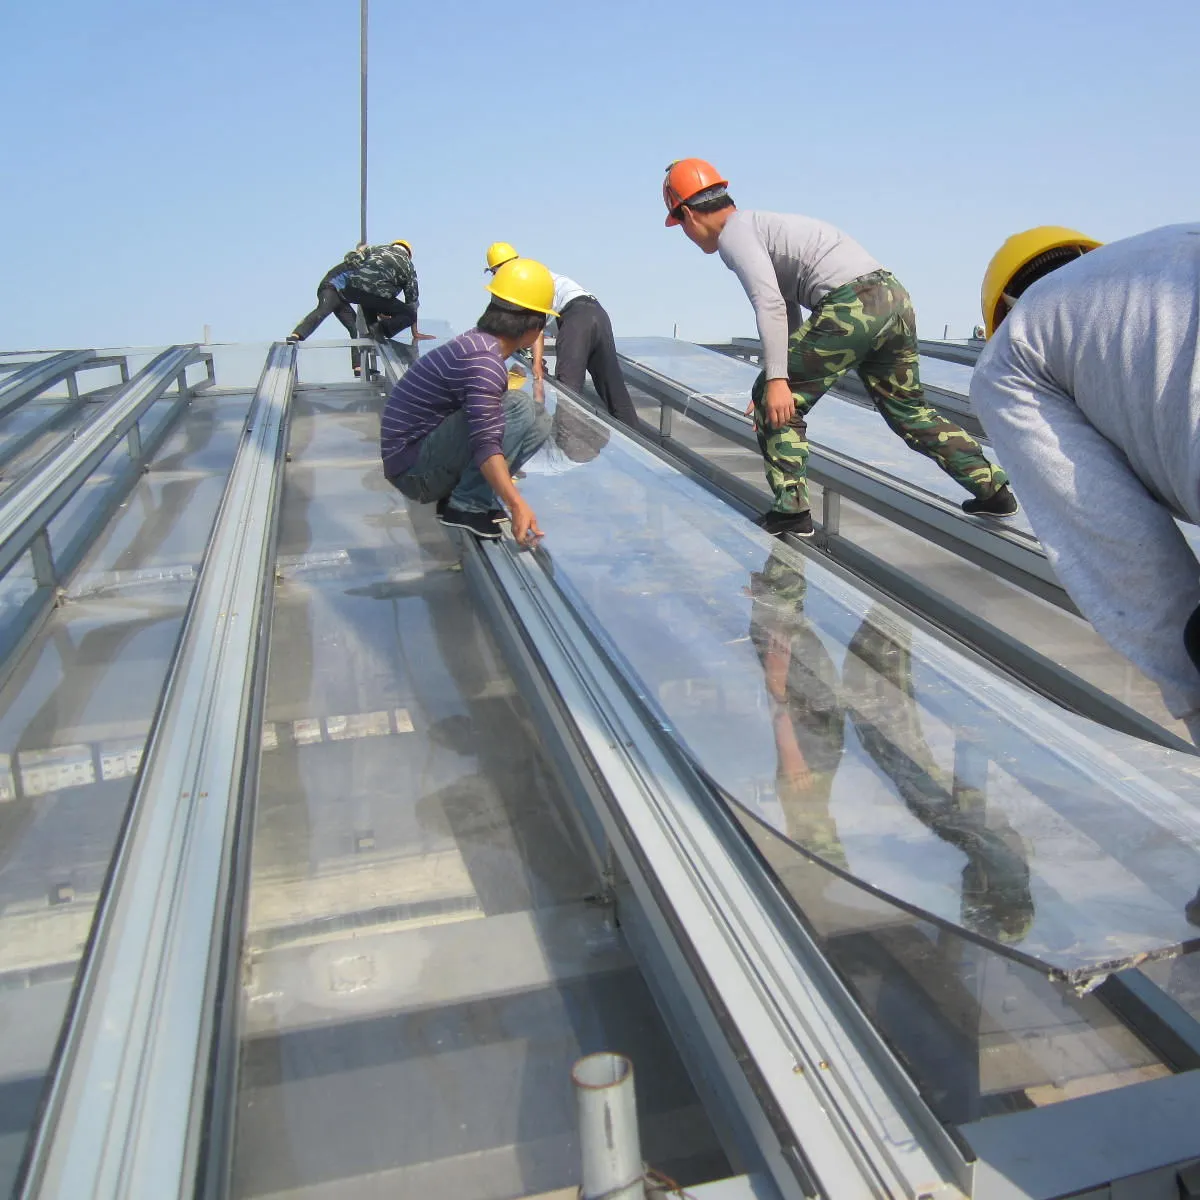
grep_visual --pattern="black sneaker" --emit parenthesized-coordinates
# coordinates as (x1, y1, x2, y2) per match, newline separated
(439, 505, 502, 539)
(437, 497, 503, 523)
(962, 485, 1019, 518)
(756, 510, 814, 538)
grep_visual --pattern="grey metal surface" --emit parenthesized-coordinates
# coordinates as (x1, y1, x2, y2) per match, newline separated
(511, 387, 1200, 983)
(0, 352, 109, 419)
(23, 345, 295, 1199)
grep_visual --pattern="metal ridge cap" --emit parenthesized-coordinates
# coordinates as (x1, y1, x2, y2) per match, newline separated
(20, 343, 295, 1200)
(474, 536, 969, 1200)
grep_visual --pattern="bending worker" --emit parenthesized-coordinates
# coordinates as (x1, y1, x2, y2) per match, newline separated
(662, 159, 1014, 538)
(969, 224, 1200, 743)
(344, 239, 432, 343)
(381, 258, 555, 544)
(485, 242, 638, 427)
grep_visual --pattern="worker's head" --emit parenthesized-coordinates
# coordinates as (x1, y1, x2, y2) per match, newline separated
(485, 241, 519, 274)
(392, 239, 413, 256)
(663, 158, 734, 253)
(478, 258, 558, 348)
(981, 227, 1102, 337)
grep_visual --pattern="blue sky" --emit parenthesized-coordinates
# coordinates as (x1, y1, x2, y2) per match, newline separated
(2, 0, 1197, 350)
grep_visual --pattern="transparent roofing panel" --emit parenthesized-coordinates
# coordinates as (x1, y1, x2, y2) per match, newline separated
(618, 337, 1039, 537)
(519, 391, 1200, 982)
(916, 355, 975, 396)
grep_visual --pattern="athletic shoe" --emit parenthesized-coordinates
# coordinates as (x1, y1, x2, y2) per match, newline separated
(437, 497, 503, 523)
(962, 485, 1019, 518)
(439, 505, 503, 539)
(756, 509, 814, 538)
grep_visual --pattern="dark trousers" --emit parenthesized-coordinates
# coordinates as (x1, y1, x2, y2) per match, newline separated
(291, 285, 362, 370)
(553, 297, 638, 427)
(341, 287, 417, 339)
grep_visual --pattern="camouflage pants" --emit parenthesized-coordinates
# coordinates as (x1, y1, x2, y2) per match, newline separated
(752, 269, 1008, 513)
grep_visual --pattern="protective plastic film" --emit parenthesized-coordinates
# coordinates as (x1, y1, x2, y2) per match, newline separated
(518, 389, 1200, 983)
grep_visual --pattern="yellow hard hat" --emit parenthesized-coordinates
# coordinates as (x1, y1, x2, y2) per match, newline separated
(486, 258, 559, 315)
(981, 226, 1102, 337)
(486, 241, 519, 271)
(392, 239, 413, 255)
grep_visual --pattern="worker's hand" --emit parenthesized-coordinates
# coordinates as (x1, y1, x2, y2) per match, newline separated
(509, 497, 544, 547)
(764, 378, 796, 430)
(533, 377, 545, 403)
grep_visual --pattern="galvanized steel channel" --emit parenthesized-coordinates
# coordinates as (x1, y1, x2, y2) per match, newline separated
(19, 343, 296, 1200)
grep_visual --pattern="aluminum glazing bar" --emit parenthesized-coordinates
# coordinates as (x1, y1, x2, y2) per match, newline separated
(0, 350, 130, 418)
(20, 343, 297, 1200)
(917, 340, 982, 367)
(466, 536, 970, 1200)
(0, 345, 207, 579)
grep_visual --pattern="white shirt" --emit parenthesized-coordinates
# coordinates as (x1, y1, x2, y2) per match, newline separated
(548, 272, 593, 336)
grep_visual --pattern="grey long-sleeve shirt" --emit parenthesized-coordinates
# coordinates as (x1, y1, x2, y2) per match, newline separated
(969, 223, 1200, 721)
(717, 209, 882, 380)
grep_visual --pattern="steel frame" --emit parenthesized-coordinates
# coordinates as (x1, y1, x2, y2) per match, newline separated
(0, 344, 215, 693)
(18, 343, 296, 1200)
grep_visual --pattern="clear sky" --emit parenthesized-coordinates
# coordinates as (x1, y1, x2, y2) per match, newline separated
(2, 0, 1198, 350)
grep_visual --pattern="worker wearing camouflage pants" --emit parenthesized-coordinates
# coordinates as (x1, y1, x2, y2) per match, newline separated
(751, 269, 1008, 517)
(661, 157, 1016, 537)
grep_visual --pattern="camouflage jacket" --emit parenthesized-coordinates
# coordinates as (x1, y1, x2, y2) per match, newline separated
(318, 247, 367, 292)
(342, 244, 419, 304)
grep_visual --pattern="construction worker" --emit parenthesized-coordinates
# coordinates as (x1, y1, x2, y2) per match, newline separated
(287, 244, 369, 373)
(381, 258, 556, 543)
(661, 159, 1015, 538)
(484, 243, 638, 427)
(969, 224, 1200, 744)
(343, 239, 434, 343)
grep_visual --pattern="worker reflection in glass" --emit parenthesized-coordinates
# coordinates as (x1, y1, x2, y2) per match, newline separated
(843, 608, 1035, 945)
(661, 159, 1014, 539)
(381, 259, 556, 543)
(483, 243, 639, 427)
(747, 546, 847, 866)
(971, 225, 1200, 748)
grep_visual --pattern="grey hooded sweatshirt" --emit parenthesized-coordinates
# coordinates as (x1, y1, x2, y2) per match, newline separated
(969, 223, 1200, 726)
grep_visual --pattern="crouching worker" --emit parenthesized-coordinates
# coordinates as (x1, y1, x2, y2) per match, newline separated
(381, 259, 557, 544)
(970, 224, 1200, 744)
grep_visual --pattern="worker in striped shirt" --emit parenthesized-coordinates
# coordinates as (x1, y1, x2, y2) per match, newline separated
(381, 259, 557, 543)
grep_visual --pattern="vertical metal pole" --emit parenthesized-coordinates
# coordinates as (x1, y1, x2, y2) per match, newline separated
(359, 0, 368, 247)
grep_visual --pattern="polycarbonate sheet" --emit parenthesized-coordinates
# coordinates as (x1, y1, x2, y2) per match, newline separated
(917, 355, 975, 396)
(519, 391, 1200, 982)
(618, 337, 1038, 536)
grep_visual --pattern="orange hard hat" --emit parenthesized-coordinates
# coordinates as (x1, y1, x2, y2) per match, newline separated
(663, 158, 728, 226)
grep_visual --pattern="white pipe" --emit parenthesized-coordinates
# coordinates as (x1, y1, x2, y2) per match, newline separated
(572, 1052, 646, 1200)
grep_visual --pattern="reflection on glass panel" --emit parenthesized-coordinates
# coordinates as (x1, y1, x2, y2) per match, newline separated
(520, 393, 1200, 983)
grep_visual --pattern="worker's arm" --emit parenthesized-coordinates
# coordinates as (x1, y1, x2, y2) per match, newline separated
(531, 331, 546, 381)
(480, 455, 541, 544)
(718, 220, 796, 429)
(463, 363, 543, 544)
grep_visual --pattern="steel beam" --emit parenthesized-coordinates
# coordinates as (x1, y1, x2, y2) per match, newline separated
(20, 343, 297, 1200)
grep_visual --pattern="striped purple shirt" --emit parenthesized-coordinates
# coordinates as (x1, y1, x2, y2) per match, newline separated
(381, 330, 509, 476)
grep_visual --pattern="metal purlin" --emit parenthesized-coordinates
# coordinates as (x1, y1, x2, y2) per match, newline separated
(19, 343, 295, 1200)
